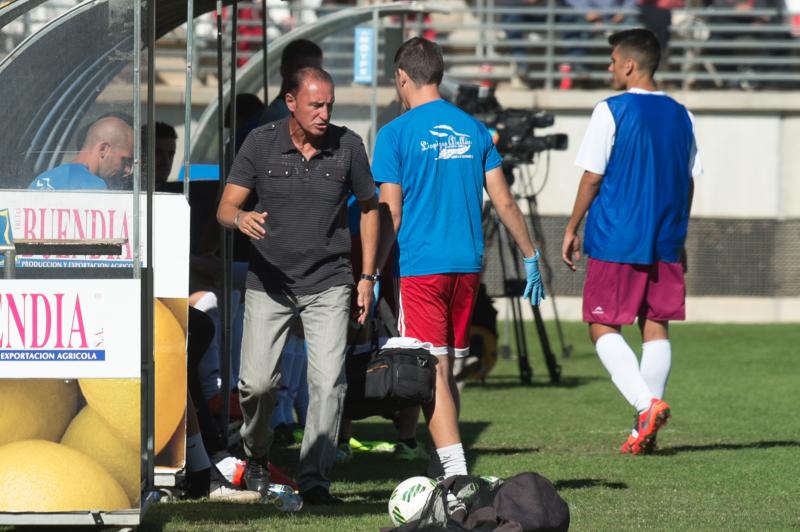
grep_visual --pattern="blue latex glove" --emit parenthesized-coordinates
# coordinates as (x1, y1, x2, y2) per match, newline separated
(522, 250, 546, 306)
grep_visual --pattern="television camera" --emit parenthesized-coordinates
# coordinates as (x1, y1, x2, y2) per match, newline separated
(453, 84, 568, 169)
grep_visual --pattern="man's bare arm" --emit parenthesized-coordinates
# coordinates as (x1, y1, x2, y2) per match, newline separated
(354, 194, 380, 324)
(561, 170, 603, 271)
(358, 195, 380, 276)
(484, 166, 535, 258)
(216, 183, 266, 240)
(376, 183, 403, 270)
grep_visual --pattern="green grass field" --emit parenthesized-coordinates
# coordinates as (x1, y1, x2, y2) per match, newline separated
(9, 321, 797, 531)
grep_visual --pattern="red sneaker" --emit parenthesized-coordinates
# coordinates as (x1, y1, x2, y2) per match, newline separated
(629, 399, 670, 454)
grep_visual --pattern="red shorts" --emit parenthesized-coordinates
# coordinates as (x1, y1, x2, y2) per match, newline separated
(398, 273, 481, 357)
(583, 258, 685, 325)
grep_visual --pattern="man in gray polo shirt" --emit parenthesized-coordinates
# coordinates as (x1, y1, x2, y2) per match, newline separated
(217, 66, 379, 505)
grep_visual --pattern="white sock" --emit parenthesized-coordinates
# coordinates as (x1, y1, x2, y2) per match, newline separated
(436, 443, 467, 478)
(641, 339, 672, 399)
(595, 333, 653, 413)
(186, 433, 212, 472)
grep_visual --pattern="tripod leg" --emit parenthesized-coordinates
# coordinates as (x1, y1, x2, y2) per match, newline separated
(531, 304, 561, 384)
(492, 209, 533, 385)
(524, 194, 573, 359)
(512, 296, 533, 385)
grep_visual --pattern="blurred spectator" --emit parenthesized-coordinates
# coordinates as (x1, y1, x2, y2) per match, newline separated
(226, 93, 265, 153)
(262, 39, 322, 125)
(137, 121, 178, 190)
(638, 0, 683, 56)
(704, 0, 779, 88)
(498, 0, 546, 82)
(561, 0, 637, 87)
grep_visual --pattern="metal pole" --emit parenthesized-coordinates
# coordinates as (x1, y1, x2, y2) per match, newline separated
(544, 0, 556, 89)
(133, 1, 142, 279)
(487, 0, 495, 57)
(369, 9, 378, 154)
(476, 0, 484, 58)
(183, 0, 195, 198)
(146, 0, 157, 493)
(132, 0, 144, 501)
(220, 0, 239, 438)
(261, 0, 268, 101)
(216, 2, 226, 203)
(214, 0, 232, 436)
(2, 250, 15, 279)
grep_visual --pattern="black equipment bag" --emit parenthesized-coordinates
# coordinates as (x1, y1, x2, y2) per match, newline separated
(343, 300, 438, 420)
(364, 346, 438, 404)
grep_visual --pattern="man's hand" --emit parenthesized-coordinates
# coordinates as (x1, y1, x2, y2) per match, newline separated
(522, 251, 546, 306)
(561, 231, 582, 271)
(236, 210, 267, 240)
(355, 279, 375, 325)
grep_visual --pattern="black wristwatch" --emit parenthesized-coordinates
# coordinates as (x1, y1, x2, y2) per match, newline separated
(360, 273, 380, 282)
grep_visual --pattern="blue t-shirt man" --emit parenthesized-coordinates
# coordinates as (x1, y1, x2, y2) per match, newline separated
(29, 163, 107, 190)
(372, 99, 502, 277)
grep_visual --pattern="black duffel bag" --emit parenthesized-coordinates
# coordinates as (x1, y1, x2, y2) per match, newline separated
(364, 346, 438, 405)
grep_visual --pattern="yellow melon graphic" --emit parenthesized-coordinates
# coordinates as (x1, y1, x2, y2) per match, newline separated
(61, 406, 140, 504)
(0, 379, 78, 446)
(80, 299, 186, 454)
(0, 440, 130, 511)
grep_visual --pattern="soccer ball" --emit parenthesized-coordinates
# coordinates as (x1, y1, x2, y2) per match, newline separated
(388, 476, 438, 526)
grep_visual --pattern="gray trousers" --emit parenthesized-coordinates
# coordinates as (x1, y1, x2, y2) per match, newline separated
(238, 284, 351, 493)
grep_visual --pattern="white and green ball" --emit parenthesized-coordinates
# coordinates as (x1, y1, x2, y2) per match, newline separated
(388, 476, 438, 526)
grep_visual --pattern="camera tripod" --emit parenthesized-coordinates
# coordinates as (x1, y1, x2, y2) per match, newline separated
(483, 164, 573, 385)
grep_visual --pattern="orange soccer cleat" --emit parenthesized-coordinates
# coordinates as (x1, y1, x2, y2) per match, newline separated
(623, 399, 670, 455)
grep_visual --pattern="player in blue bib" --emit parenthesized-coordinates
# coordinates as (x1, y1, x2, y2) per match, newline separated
(562, 29, 702, 455)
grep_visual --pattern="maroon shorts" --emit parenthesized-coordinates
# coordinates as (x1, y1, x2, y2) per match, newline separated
(398, 273, 481, 357)
(583, 258, 685, 325)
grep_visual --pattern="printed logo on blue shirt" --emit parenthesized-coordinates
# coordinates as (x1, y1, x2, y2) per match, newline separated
(421, 125, 474, 160)
(32, 177, 54, 190)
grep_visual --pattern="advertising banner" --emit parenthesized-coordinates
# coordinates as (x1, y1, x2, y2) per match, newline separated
(0, 279, 140, 378)
(0, 191, 190, 298)
(0, 193, 189, 516)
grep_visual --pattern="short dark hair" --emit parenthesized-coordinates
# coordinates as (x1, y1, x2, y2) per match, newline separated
(394, 37, 444, 87)
(141, 121, 177, 143)
(224, 93, 265, 128)
(608, 28, 661, 75)
(280, 39, 323, 78)
(155, 121, 177, 140)
(286, 66, 334, 96)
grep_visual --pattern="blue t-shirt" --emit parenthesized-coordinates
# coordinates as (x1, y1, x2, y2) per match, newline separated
(29, 163, 107, 190)
(372, 99, 502, 277)
(584, 93, 695, 264)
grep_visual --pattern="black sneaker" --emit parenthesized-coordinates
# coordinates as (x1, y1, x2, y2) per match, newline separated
(243, 457, 270, 496)
(301, 486, 343, 505)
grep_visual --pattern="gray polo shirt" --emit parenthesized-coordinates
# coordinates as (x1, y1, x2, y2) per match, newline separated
(227, 117, 376, 295)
